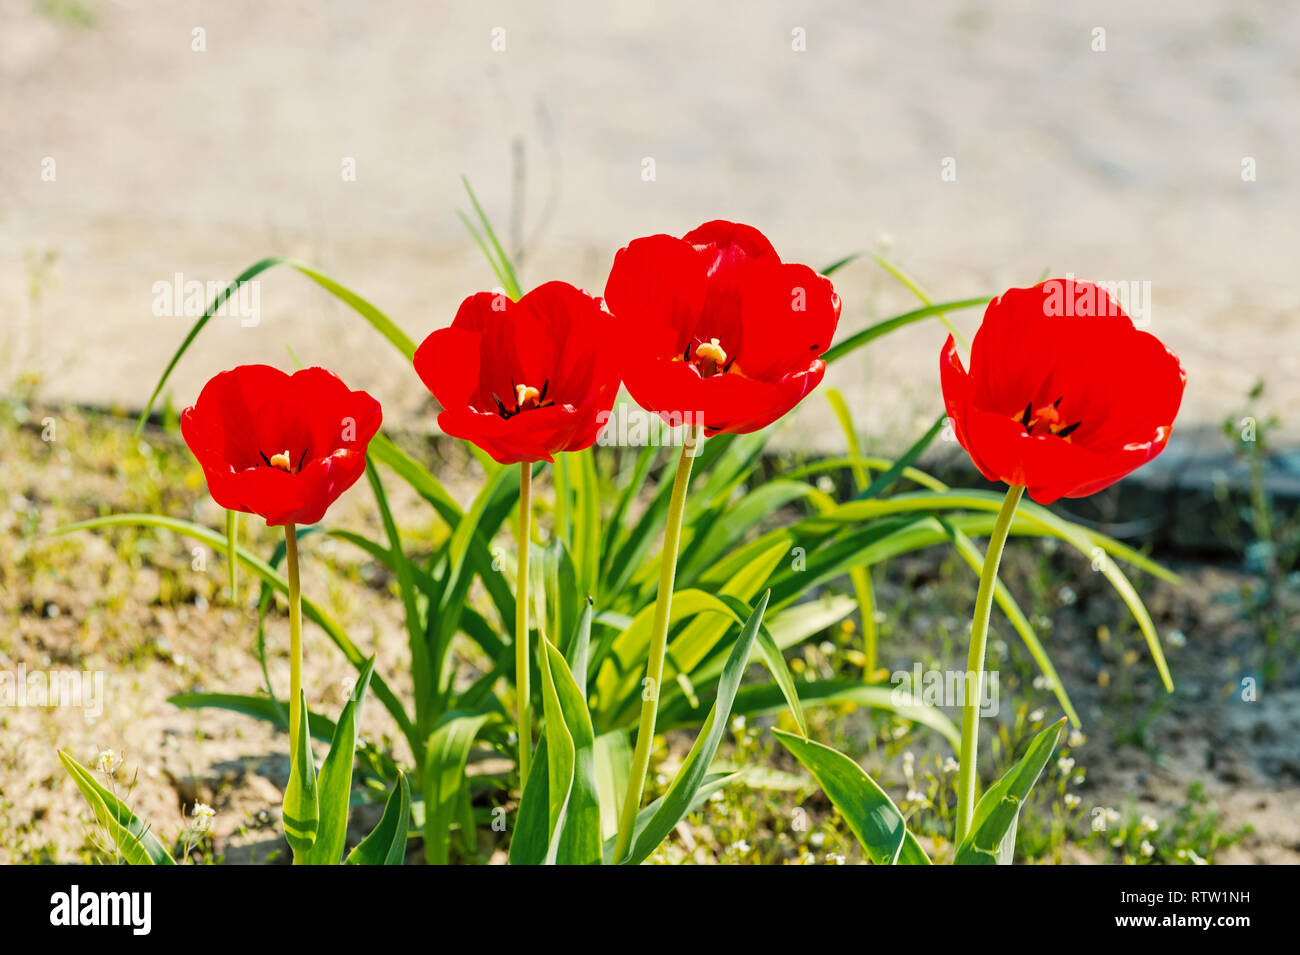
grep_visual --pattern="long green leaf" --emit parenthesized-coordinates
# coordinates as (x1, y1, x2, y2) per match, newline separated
(593, 729, 631, 844)
(812, 491, 1176, 691)
(545, 637, 603, 865)
(593, 589, 742, 725)
(282, 690, 318, 857)
(822, 297, 990, 364)
(955, 717, 1066, 865)
(168, 692, 337, 741)
(366, 463, 432, 733)
(871, 253, 971, 350)
(56, 513, 417, 748)
(604, 771, 740, 864)
(662, 679, 960, 750)
(345, 771, 411, 865)
(621, 591, 770, 865)
(712, 593, 806, 737)
(509, 736, 554, 865)
(423, 711, 496, 865)
(942, 522, 1079, 727)
(58, 751, 175, 865)
(773, 729, 929, 865)
(309, 656, 376, 865)
(136, 257, 416, 432)
(460, 176, 522, 299)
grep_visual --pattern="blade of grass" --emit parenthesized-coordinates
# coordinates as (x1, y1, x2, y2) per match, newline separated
(822, 297, 989, 364)
(871, 253, 971, 351)
(136, 257, 416, 433)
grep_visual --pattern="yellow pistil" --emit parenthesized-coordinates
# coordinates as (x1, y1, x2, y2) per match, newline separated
(269, 450, 293, 471)
(515, 384, 541, 411)
(694, 338, 727, 377)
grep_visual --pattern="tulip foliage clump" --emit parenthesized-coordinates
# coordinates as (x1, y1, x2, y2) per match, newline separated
(59, 188, 1185, 865)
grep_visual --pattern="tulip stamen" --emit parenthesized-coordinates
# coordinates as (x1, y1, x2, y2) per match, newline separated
(297, 448, 310, 472)
(1015, 396, 1082, 441)
(490, 381, 554, 420)
(1057, 421, 1082, 439)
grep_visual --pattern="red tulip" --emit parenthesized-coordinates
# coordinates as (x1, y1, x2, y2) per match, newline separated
(414, 281, 620, 464)
(181, 365, 382, 526)
(603, 220, 841, 436)
(940, 279, 1185, 505)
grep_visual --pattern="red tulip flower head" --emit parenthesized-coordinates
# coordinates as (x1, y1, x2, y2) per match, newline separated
(181, 365, 382, 526)
(414, 281, 620, 464)
(604, 221, 841, 435)
(940, 279, 1186, 504)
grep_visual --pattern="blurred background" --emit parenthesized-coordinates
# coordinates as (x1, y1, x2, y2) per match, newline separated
(1, 1, 1297, 864)
(3, 0, 1298, 447)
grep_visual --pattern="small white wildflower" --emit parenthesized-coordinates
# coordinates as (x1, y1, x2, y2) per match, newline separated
(731, 715, 747, 732)
(732, 839, 750, 854)
(1058, 585, 1077, 606)
(709, 790, 725, 803)
(816, 475, 835, 494)
(1104, 808, 1121, 823)
(192, 802, 215, 833)
(1064, 793, 1081, 809)
(809, 831, 825, 848)
(1068, 730, 1086, 748)
(1032, 675, 1052, 691)
(1140, 815, 1159, 834)
(1028, 708, 1046, 723)
(1072, 771, 1086, 785)
(1057, 757, 1075, 774)
(902, 751, 915, 767)
(905, 789, 926, 803)
(827, 853, 846, 865)
(96, 749, 120, 777)
(1091, 810, 1110, 832)
(891, 726, 908, 739)
(1177, 848, 1188, 859)
(1111, 836, 1124, 847)
(1167, 629, 1186, 648)
(1140, 840, 1155, 858)
(942, 756, 959, 774)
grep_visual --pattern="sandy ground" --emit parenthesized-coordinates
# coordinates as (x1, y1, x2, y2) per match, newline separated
(2, 0, 1298, 453)
(1, 406, 1296, 864)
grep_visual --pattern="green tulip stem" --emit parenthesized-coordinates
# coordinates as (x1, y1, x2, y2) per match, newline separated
(614, 426, 703, 863)
(226, 509, 239, 604)
(516, 463, 533, 784)
(954, 483, 1024, 846)
(284, 523, 303, 760)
